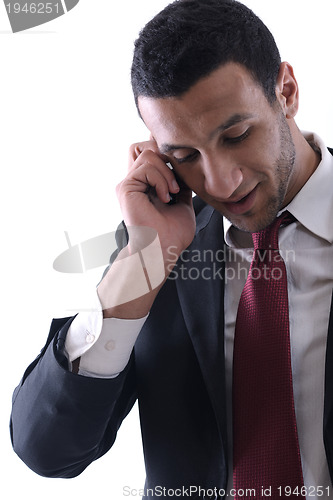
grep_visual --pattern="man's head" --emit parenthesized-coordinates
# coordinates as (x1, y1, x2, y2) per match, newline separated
(131, 0, 319, 233)
(131, 0, 281, 106)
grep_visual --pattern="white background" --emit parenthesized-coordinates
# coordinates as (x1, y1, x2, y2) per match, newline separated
(1, 0, 332, 498)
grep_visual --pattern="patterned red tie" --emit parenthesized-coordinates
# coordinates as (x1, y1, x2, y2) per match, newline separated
(232, 212, 304, 499)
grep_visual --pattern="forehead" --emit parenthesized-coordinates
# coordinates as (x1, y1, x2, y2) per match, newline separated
(138, 63, 269, 141)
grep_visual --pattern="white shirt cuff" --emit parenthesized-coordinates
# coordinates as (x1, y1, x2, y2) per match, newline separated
(79, 315, 147, 377)
(64, 295, 148, 378)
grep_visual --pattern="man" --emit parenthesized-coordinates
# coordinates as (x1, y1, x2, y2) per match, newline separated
(10, 0, 333, 498)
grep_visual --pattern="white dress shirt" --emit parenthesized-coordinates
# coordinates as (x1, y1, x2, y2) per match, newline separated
(224, 132, 333, 498)
(65, 132, 333, 498)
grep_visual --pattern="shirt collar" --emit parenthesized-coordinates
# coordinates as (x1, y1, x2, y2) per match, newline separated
(224, 131, 333, 247)
(285, 131, 333, 243)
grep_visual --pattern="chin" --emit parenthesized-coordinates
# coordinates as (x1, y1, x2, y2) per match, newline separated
(227, 211, 279, 234)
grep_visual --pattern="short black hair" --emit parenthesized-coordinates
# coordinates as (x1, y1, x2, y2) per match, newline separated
(131, 0, 281, 106)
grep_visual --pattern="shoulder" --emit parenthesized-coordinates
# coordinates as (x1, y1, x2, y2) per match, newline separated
(193, 195, 209, 216)
(192, 195, 222, 234)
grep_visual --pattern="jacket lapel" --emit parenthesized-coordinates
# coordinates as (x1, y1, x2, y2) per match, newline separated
(175, 204, 228, 454)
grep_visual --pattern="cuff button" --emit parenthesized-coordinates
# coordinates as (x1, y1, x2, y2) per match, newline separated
(105, 340, 116, 351)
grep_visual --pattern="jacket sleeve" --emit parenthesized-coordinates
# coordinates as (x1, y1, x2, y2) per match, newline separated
(10, 222, 138, 478)
(10, 316, 137, 478)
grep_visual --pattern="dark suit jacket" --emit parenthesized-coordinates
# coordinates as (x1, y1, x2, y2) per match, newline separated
(10, 190, 333, 498)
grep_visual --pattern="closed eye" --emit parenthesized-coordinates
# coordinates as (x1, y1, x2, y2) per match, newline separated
(171, 128, 250, 163)
(224, 129, 250, 145)
(173, 151, 199, 165)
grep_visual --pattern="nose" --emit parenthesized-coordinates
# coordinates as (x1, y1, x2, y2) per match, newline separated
(202, 153, 244, 200)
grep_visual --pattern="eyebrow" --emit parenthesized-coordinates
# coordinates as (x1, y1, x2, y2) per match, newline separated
(159, 113, 254, 154)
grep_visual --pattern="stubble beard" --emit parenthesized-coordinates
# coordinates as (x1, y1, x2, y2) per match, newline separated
(231, 113, 296, 233)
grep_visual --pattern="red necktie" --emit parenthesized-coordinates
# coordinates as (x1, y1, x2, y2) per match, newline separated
(232, 212, 303, 499)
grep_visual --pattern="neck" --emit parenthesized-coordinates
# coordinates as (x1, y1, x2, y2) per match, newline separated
(283, 121, 321, 207)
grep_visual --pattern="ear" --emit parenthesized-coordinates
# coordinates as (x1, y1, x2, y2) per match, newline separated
(275, 62, 299, 119)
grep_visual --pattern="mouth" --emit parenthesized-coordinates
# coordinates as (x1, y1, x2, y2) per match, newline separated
(223, 185, 258, 215)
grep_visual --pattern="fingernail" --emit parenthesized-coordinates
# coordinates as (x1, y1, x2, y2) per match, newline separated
(172, 180, 180, 191)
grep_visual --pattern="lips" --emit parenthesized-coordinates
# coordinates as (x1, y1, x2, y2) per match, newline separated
(223, 185, 258, 215)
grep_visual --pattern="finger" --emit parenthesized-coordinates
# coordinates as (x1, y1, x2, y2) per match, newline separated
(128, 139, 170, 171)
(132, 151, 181, 194)
(128, 140, 160, 167)
(144, 167, 173, 204)
(119, 163, 174, 205)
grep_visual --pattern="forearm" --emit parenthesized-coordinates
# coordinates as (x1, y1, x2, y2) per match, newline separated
(97, 230, 172, 320)
(98, 269, 166, 320)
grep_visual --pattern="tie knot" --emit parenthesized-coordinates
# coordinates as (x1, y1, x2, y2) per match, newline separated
(251, 211, 295, 250)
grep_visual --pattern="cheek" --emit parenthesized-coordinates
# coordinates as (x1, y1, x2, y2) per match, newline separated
(247, 122, 281, 160)
(174, 167, 202, 192)
(244, 138, 282, 181)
